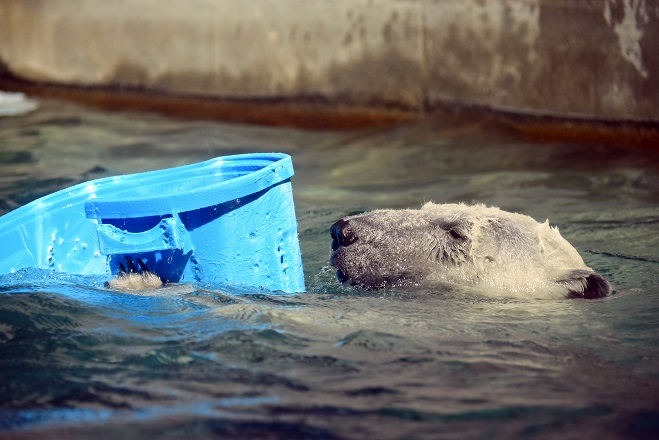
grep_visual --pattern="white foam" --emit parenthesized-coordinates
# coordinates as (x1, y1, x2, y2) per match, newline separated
(0, 91, 39, 116)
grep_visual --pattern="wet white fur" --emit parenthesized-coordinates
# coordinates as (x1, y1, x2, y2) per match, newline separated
(421, 203, 593, 298)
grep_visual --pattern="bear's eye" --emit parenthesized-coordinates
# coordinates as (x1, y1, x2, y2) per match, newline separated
(448, 229, 464, 240)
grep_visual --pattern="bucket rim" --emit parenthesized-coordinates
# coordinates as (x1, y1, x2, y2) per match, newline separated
(0, 153, 294, 223)
(84, 152, 294, 219)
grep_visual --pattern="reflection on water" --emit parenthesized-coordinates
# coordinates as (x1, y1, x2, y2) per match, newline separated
(1, 98, 658, 439)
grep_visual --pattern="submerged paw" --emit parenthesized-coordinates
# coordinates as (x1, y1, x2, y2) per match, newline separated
(105, 257, 164, 291)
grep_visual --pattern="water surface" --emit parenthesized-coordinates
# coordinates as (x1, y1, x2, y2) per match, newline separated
(1, 99, 658, 439)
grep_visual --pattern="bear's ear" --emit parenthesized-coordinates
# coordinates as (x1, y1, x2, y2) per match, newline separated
(580, 272, 613, 299)
(561, 270, 612, 299)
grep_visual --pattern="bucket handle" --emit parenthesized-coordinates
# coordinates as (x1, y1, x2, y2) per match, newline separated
(95, 216, 185, 255)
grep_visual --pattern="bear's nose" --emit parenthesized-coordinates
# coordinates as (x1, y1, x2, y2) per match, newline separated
(330, 219, 358, 251)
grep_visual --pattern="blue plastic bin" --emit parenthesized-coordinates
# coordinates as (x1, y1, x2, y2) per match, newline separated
(0, 153, 305, 293)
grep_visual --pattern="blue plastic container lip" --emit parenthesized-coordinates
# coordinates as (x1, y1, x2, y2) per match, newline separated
(84, 153, 294, 219)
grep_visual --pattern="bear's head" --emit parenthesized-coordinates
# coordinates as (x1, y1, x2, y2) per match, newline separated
(330, 203, 611, 299)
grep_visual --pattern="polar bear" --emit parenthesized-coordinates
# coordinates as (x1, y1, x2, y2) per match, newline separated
(330, 203, 611, 299)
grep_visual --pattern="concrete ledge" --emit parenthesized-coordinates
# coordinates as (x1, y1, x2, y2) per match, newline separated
(0, 0, 657, 122)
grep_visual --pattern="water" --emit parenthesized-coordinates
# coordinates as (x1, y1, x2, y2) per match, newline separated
(1, 99, 658, 439)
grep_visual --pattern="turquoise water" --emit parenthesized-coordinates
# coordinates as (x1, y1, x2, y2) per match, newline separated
(1, 99, 658, 439)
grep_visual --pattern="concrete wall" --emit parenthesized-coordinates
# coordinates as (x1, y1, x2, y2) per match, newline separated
(0, 0, 657, 122)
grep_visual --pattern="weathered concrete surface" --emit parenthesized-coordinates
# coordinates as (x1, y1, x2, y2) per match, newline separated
(0, 0, 657, 122)
(0, 0, 425, 110)
(424, 0, 659, 121)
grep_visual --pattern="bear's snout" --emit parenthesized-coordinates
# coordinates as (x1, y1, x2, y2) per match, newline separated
(330, 218, 360, 285)
(330, 219, 358, 251)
